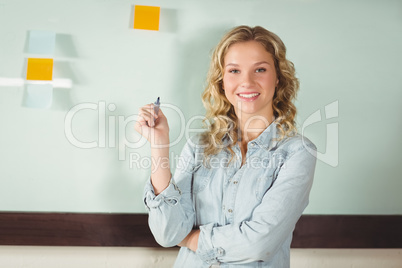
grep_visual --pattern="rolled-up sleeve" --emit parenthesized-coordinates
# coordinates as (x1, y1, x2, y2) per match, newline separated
(143, 140, 197, 248)
(196, 223, 225, 265)
(144, 177, 184, 210)
(196, 141, 317, 264)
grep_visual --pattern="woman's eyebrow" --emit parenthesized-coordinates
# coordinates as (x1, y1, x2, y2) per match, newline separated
(254, 61, 271, 66)
(225, 63, 239, 68)
(225, 61, 272, 68)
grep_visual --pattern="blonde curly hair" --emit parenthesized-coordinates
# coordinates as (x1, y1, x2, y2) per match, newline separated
(201, 25, 299, 160)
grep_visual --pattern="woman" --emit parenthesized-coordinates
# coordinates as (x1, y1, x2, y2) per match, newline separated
(135, 25, 317, 268)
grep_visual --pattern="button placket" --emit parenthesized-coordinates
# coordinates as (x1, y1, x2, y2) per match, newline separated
(225, 167, 243, 223)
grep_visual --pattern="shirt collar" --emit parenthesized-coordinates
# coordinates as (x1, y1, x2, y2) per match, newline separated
(251, 121, 279, 150)
(221, 121, 280, 151)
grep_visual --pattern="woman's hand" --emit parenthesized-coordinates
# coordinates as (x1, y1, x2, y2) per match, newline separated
(178, 229, 200, 252)
(135, 103, 170, 147)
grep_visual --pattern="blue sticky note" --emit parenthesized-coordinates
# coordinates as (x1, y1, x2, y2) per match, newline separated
(28, 30, 56, 55)
(24, 84, 53, 109)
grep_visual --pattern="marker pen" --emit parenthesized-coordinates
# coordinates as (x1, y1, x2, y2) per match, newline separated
(153, 97, 160, 122)
(145, 97, 160, 127)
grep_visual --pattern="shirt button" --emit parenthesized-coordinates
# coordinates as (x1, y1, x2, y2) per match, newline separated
(233, 181, 238, 184)
(228, 209, 233, 213)
(218, 248, 223, 255)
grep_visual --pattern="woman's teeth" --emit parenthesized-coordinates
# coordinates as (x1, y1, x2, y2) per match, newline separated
(238, 93, 260, 98)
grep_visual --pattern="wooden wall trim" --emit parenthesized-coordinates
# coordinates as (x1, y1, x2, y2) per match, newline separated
(291, 215, 402, 248)
(0, 213, 401, 248)
(0, 213, 156, 247)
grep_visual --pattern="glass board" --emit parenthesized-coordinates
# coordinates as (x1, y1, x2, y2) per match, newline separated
(0, 0, 401, 214)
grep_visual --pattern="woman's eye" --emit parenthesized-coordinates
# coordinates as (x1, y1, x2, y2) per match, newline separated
(256, 68, 266, 73)
(229, 69, 240, 74)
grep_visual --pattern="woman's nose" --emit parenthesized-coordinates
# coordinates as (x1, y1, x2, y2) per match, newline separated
(240, 72, 256, 88)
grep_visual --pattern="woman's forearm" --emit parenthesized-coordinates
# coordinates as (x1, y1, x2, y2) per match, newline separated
(178, 229, 200, 251)
(150, 140, 171, 195)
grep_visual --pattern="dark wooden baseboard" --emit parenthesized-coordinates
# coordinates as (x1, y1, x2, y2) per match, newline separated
(291, 215, 402, 248)
(0, 213, 401, 248)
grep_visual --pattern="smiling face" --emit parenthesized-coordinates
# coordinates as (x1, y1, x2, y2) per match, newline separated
(222, 40, 278, 121)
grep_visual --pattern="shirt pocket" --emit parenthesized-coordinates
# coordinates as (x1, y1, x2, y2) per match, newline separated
(255, 169, 275, 201)
(192, 164, 213, 193)
(254, 155, 284, 201)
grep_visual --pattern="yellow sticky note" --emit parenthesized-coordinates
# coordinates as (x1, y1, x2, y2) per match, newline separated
(134, 5, 160, 31)
(26, 58, 53, 81)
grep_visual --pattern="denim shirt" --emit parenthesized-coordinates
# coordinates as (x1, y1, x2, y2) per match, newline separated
(143, 122, 317, 268)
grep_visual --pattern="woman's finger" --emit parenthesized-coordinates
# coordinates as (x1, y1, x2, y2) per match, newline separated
(138, 106, 157, 127)
(141, 104, 159, 119)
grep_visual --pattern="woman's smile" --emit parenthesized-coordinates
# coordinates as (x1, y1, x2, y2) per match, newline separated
(237, 92, 260, 101)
